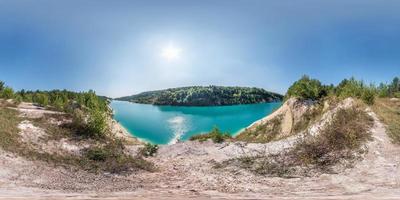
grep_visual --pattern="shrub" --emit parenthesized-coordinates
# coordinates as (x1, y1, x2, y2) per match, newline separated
(335, 77, 365, 99)
(0, 81, 4, 92)
(1, 87, 14, 99)
(293, 107, 373, 166)
(86, 110, 109, 138)
(190, 127, 231, 143)
(34, 93, 49, 106)
(285, 75, 326, 100)
(361, 89, 375, 105)
(84, 140, 155, 173)
(138, 143, 159, 157)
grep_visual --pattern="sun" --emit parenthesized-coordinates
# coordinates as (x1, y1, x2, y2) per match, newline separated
(161, 44, 182, 61)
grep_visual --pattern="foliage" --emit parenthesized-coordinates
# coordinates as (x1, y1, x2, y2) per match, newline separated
(138, 143, 159, 157)
(361, 89, 375, 105)
(116, 86, 283, 106)
(0, 81, 4, 92)
(1, 87, 14, 99)
(285, 75, 326, 100)
(190, 127, 231, 143)
(86, 110, 109, 138)
(284, 75, 400, 105)
(14, 89, 109, 113)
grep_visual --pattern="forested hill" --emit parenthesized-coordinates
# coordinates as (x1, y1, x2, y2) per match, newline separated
(115, 86, 283, 106)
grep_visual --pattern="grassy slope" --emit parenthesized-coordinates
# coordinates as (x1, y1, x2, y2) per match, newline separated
(372, 98, 400, 143)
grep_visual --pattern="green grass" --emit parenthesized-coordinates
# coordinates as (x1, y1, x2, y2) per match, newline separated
(372, 98, 400, 144)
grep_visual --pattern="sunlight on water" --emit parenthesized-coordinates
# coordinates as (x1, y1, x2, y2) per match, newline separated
(167, 116, 190, 144)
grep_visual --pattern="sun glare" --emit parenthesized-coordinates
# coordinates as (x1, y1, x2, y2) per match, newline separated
(161, 45, 182, 61)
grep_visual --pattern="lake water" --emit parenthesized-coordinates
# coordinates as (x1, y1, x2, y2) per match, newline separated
(111, 101, 282, 144)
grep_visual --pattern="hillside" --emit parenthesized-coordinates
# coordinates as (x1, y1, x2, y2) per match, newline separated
(1, 97, 400, 199)
(116, 86, 283, 106)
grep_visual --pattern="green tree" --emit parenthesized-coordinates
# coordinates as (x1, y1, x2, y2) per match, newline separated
(285, 75, 326, 100)
(389, 77, 400, 96)
(1, 87, 14, 99)
(335, 77, 364, 99)
(34, 93, 49, 106)
(0, 81, 4, 92)
(87, 110, 108, 138)
(361, 89, 375, 105)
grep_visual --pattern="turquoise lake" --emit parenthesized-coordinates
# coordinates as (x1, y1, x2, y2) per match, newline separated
(111, 101, 282, 144)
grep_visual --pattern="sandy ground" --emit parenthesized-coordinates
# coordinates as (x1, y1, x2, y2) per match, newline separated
(0, 103, 399, 199)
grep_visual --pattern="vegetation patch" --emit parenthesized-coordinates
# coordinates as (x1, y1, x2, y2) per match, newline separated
(138, 143, 159, 157)
(0, 107, 23, 152)
(292, 103, 324, 133)
(190, 127, 232, 143)
(372, 98, 400, 144)
(235, 114, 283, 143)
(0, 80, 155, 174)
(220, 107, 373, 177)
(83, 140, 155, 173)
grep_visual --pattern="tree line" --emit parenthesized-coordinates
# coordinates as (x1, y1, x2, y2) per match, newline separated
(117, 86, 283, 106)
(0, 81, 110, 138)
(285, 75, 400, 105)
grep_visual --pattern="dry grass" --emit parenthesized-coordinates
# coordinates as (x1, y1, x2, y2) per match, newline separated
(235, 114, 283, 143)
(372, 98, 400, 144)
(0, 106, 154, 174)
(221, 107, 373, 177)
(292, 103, 324, 133)
(292, 107, 373, 167)
(0, 107, 22, 152)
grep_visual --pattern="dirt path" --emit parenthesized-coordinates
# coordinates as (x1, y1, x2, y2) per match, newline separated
(0, 106, 399, 199)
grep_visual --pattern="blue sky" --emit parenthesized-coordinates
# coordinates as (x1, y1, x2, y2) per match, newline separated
(0, 0, 399, 97)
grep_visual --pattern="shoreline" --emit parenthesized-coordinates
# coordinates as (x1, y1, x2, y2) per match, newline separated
(109, 117, 144, 145)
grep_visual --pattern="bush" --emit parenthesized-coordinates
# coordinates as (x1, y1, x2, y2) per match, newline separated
(335, 77, 365, 99)
(294, 107, 373, 166)
(138, 143, 159, 157)
(84, 140, 155, 173)
(86, 110, 109, 138)
(1, 87, 14, 99)
(362, 89, 375, 105)
(190, 127, 231, 143)
(34, 93, 49, 106)
(285, 75, 326, 100)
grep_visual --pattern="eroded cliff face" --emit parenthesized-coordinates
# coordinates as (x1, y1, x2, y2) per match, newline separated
(235, 98, 320, 142)
(235, 97, 358, 143)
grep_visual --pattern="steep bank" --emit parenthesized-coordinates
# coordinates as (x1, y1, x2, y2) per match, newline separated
(236, 98, 322, 142)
